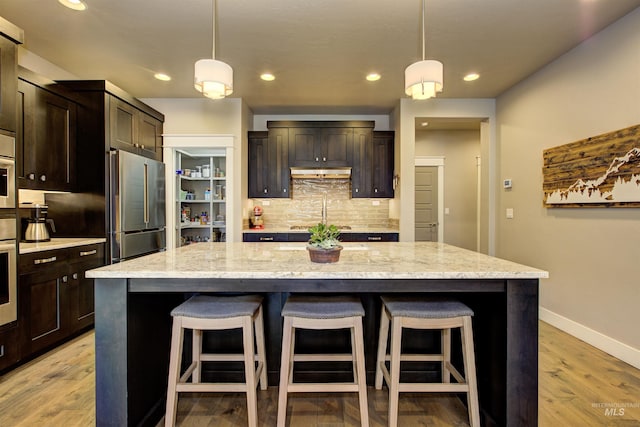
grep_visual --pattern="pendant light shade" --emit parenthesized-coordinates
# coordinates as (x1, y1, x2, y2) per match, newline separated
(194, 0, 233, 99)
(405, 59, 443, 100)
(405, 0, 443, 100)
(194, 59, 233, 99)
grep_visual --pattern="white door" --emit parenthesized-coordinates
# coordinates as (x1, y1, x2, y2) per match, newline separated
(415, 166, 438, 241)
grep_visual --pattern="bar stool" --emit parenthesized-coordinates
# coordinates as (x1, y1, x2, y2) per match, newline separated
(375, 296, 480, 427)
(277, 295, 369, 427)
(165, 295, 267, 427)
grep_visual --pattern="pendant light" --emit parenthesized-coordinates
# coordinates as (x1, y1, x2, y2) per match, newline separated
(194, 0, 233, 99)
(405, 0, 443, 100)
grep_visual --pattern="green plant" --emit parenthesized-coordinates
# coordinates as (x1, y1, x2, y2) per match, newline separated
(307, 223, 342, 249)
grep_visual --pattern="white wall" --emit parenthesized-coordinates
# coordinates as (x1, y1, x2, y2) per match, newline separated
(495, 8, 640, 367)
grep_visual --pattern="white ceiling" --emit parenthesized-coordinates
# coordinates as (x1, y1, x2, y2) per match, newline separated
(2, 0, 639, 116)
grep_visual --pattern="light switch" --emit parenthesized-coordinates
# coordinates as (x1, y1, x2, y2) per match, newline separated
(506, 208, 514, 219)
(445, 207, 450, 215)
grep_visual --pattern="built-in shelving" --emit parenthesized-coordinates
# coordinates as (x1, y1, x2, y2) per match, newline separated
(175, 151, 227, 245)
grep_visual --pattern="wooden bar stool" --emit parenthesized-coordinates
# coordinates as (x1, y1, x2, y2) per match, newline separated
(375, 296, 480, 427)
(277, 295, 369, 427)
(165, 295, 267, 427)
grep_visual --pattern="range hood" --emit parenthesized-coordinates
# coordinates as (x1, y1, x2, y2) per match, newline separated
(290, 167, 351, 179)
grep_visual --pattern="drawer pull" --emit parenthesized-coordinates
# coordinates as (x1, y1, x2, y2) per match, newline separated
(259, 237, 274, 241)
(34, 256, 57, 265)
(367, 236, 382, 241)
(80, 249, 97, 257)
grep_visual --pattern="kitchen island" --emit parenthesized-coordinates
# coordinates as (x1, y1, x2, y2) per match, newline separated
(87, 241, 548, 427)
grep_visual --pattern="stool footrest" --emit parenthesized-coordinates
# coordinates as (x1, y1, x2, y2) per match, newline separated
(287, 382, 360, 393)
(384, 353, 445, 362)
(176, 383, 248, 393)
(293, 353, 354, 362)
(199, 353, 262, 362)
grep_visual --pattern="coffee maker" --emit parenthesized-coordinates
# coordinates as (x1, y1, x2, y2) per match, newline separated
(22, 204, 56, 242)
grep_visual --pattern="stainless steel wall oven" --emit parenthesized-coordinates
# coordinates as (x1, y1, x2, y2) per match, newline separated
(0, 218, 17, 326)
(0, 134, 16, 209)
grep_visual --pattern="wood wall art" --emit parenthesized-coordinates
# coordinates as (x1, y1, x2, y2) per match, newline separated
(543, 124, 640, 207)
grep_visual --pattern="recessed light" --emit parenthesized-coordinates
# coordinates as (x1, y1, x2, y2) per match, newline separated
(58, 0, 87, 11)
(260, 73, 275, 81)
(463, 73, 480, 82)
(154, 73, 171, 82)
(421, 122, 429, 127)
(366, 73, 381, 82)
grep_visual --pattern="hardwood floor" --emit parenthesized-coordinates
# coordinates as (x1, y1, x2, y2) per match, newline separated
(0, 321, 638, 426)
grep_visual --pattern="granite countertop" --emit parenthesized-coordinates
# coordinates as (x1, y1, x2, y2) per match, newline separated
(87, 241, 548, 280)
(20, 237, 107, 254)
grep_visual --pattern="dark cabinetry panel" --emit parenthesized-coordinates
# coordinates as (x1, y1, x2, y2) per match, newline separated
(16, 78, 77, 191)
(243, 232, 398, 242)
(109, 96, 162, 161)
(288, 126, 353, 167)
(248, 129, 290, 198)
(0, 325, 20, 372)
(352, 130, 394, 198)
(0, 33, 19, 133)
(18, 243, 104, 359)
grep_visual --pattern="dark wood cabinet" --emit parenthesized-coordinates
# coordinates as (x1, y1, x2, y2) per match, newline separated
(352, 131, 394, 198)
(109, 96, 162, 160)
(248, 129, 290, 198)
(0, 325, 20, 372)
(243, 232, 398, 242)
(0, 20, 22, 133)
(18, 243, 105, 358)
(287, 126, 353, 167)
(16, 77, 77, 191)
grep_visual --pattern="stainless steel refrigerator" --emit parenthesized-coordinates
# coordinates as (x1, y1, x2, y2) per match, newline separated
(109, 150, 166, 263)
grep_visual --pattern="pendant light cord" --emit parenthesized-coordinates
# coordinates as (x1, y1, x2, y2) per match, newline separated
(421, 0, 426, 61)
(212, 0, 217, 59)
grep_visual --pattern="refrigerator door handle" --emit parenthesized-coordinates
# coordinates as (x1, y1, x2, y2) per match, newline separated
(144, 163, 149, 225)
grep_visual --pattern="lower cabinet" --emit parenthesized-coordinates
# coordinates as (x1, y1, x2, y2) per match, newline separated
(243, 232, 399, 242)
(18, 243, 104, 358)
(0, 325, 20, 372)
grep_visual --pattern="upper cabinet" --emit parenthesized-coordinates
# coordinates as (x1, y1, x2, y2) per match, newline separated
(288, 126, 353, 167)
(109, 96, 162, 161)
(16, 75, 77, 191)
(248, 121, 394, 199)
(248, 128, 290, 198)
(0, 17, 23, 134)
(352, 130, 394, 198)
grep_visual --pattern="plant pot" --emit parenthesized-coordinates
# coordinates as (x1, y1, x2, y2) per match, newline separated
(307, 245, 343, 263)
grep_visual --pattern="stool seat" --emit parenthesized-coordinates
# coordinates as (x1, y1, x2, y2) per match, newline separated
(380, 295, 474, 318)
(282, 295, 365, 318)
(171, 294, 263, 319)
(375, 296, 480, 427)
(277, 295, 369, 427)
(165, 294, 267, 427)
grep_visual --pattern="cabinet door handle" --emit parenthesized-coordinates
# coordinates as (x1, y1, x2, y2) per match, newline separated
(80, 249, 97, 257)
(315, 157, 319, 162)
(367, 236, 382, 241)
(259, 237, 274, 241)
(28, 173, 35, 180)
(40, 175, 47, 182)
(62, 275, 68, 283)
(374, 188, 378, 193)
(283, 188, 287, 193)
(322, 157, 327, 162)
(355, 188, 359, 193)
(34, 256, 57, 265)
(263, 188, 268, 193)
(72, 273, 79, 280)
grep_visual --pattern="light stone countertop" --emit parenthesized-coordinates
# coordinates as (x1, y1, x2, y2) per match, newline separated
(87, 241, 548, 280)
(20, 237, 107, 254)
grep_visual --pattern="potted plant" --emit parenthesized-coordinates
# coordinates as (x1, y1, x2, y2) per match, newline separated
(307, 223, 343, 263)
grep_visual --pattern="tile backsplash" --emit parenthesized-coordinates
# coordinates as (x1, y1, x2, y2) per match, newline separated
(250, 178, 394, 229)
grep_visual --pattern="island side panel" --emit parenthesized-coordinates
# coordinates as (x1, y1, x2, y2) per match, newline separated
(506, 279, 539, 425)
(95, 278, 128, 426)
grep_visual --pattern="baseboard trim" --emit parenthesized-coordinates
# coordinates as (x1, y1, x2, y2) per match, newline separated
(540, 307, 640, 369)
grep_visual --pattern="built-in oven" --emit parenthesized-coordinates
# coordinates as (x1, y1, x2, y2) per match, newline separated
(0, 218, 17, 326)
(0, 134, 16, 209)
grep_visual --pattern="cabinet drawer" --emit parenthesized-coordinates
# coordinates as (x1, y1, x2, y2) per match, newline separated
(19, 249, 68, 274)
(243, 233, 288, 242)
(68, 244, 105, 264)
(340, 233, 399, 242)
